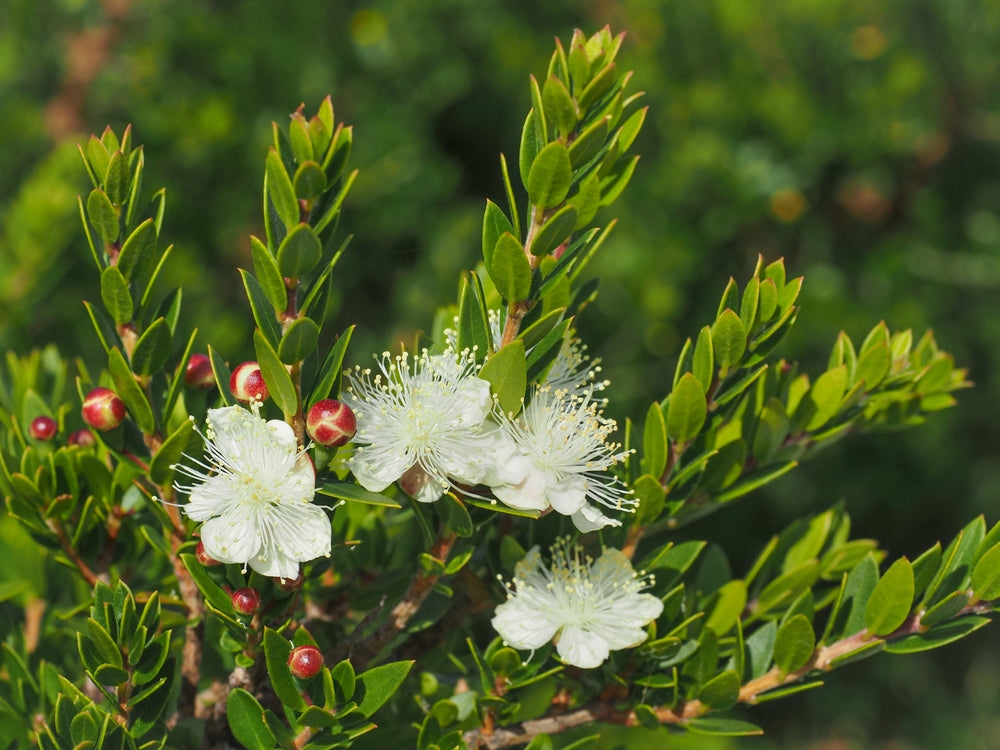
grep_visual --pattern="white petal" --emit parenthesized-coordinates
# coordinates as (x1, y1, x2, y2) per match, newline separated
(547, 475, 588, 515)
(266, 419, 297, 448)
(571, 503, 621, 532)
(492, 600, 560, 650)
(493, 467, 549, 511)
(348, 448, 413, 492)
(247, 542, 300, 580)
(555, 626, 611, 669)
(200, 513, 261, 565)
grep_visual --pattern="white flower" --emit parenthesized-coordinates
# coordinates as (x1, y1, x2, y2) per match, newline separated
(491, 386, 634, 532)
(342, 348, 527, 503)
(544, 335, 608, 402)
(173, 405, 331, 580)
(492, 540, 663, 669)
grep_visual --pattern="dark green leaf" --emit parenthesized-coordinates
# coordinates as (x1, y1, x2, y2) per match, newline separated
(457, 272, 493, 360)
(568, 115, 610, 167)
(697, 670, 741, 710)
(317, 482, 401, 508)
(86, 618, 122, 668)
(118, 218, 157, 283)
(250, 235, 286, 313)
(482, 200, 514, 269)
(685, 717, 763, 736)
(130, 318, 172, 376)
(254, 329, 298, 417)
(597, 154, 639, 207)
(490, 233, 531, 302)
(479, 341, 526, 416)
(227, 688, 276, 750)
(263, 628, 306, 712)
(632, 473, 665, 526)
(240, 270, 282, 348)
(307, 325, 355, 408)
(108, 347, 154, 433)
(530, 205, 577, 257)
(666, 373, 707, 447)
(100, 266, 133, 325)
(356, 661, 414, 717)
(884, 615, 990, 654)
(277, 223, 322, 279)
(527, 142, 572, 209)
(104, 150, 128, 204)
(640, 401, 667, 479)
(542, 75, 576, 137)
(208, 345, 233, 406)
(294, 160, 327, 201)
(278, 317, 320, 364)
(148, 417, 194, 485)
(434, 495, 474, 538)
(266, 148, 299, 230)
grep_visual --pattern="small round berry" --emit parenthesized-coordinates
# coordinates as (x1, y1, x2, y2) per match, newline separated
(231, 587, 261, 616)
(82, 387, 127, 431)
(230, 361, 269, 403)
(29, 416, 58, 441)
(195, 541, 220, 566)
(184, 353, 216, 389)
(67, 429, 96, 447)
(287, 645, 324, 679)
(306, 399, 357, 447)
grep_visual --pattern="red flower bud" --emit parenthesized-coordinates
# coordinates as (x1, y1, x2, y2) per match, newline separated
(195, 541, 220, 566)
(82, 387, 127, 431)
(67, 429, 96, 447)
(29, 416, 57, 441)
(287, 645, 324, 679)
(230, 362, 269, 403)
(184, 353, 216, 389)
(306, 399, 357, 447)
(231, 587, 261, 615)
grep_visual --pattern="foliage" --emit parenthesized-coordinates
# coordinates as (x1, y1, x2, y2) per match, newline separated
(2, 9, 1000, 750)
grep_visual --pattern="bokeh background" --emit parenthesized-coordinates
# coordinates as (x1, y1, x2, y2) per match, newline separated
(2, 0, 1000, 747)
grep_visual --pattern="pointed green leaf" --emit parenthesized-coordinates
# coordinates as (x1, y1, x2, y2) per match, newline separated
(265, 148, 299, 230)
(527, 142, 572, 209)
(632, 473, 665, 525)
(356, 661, 414, 718)
(705, 580, 747, 636)
(598, 154, 639, 207)
(278, 317, 320, 364)
(457, 273, 492, 359)
(130, 318, 172, 376)
(712, 309, 747, 374)
(435, 495, 474, 538)
(641, 401, 668, 478)
(971, 543, 1000, 601)
(865, 557, 914, 636)
(277, 223, 322, 279)
(250, 235, 287, 313)
(685, 717, 763, 736)
(87, 188, 119, 243)
(490, 233, 531, 302)
(530, 204, 577, 257)
(104, 150, 129, 205)
(117, 218, 157, 283)
(806, 365, 847, 431)
(100, 266, 133, 324)
(884, 615, 990, 654)
(542, 75, 577, 137)
(317, 481, 401, 508)
(308, 325, 355, 408)
(240, 269, 282, 348)
(208, 345, 233, 406)
(479, 341, 526, 415)
(263, 628, 306, 712)
(482, 200, 514, 268)
(149, 417, 195, 486)
(692, 327, 714, 394)
(254, 329, 298, 418)
(108, 347, 154, 433)
(227, 688, 276, 750)
(667, 372, 707, 446)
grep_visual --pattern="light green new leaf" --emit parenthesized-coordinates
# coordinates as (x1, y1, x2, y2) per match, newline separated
(970, 542, 1000, 601)
(265, 148, 299, 230)
(87, 188, 119, 243)
(641, 402, 667, 479)
(854, 341, 890, 390)
(253, 329, 297, 418)
(118, 218, 157, 283)
(478, 340, 526, 416)
(712, 309, 747, 374)
(806, 365, 847, 431)
(631, 473, 665, 526)
(490, 233, 532, 302)
(666, 373, 707, 447)
(293, 160, 326, 202)
(692, 326, 714, 394)
(705, 580, 747, 636)
(527, 142, 572, 209)
(542, 75, 577, 137)
(864, 557, 914, 636)
(773, 614, 815, 675)
(100, 266, 132, 324)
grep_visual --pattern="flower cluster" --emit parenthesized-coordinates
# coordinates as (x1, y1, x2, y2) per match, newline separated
(173, 404, 331, 580)
(342, 337, 632, 531)
(492, 539, 663, 668)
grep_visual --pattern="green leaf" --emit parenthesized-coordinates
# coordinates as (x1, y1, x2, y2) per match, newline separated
(148, 418, 195, 486)
(482, 200, 514, 269)
(100, 266, 133, 324)
(86, 618, 122, 668)
(331, 659, 356, 703)
(854, 341, 890, 390)
(227, 688, 276, 750)
(130, 318, 172, 376)
(527, 142, 572, 209)
(640, 402, 667, 479)
(278, 317, 320, 364)
(542, 75, 576, 137)
(240, 270, 282, 348)
(108, 347, 154, 433)
(277, 223, 322, 279)
(254, 329, 298, 418)
(266, 148, 299, 230)
(667, 373, 707, 446)
(692, 327, 714, 394)
(598, 154, 639, 207)
(864, 557, 914, 636)
(317, 482, 401, 508)
(518, 110, 543, 193)
(569, 171, 601, 229)
(307, 325, 355, 408)
(435, 495, 474, 538)
(704, 580, 747, 637)
(884, 615, 990, 654)
(208, 345, 233, 406)
(87, 188, 119, 243)
(104, 150, 128, 204)
(356, 661, 414, 718)
(250, 235, 287, 313)
(685, 717, 763, 736)
(970, 542, 1000, 601)
(478, 341, 526, 416)
(293, 160, 327, 201)
(118, 218, 157, 283)
(806, 365, 847, 431)
(568, 115, 610, 167)
(739, 277, 760, 332)
(698, 670, 741, 710)
(530, 205, 577, 257)
(456, 272, 492, 360)
(773, 614, 815, 675)
(263, 629, 306, 712)
(632, 473, 665, 526)
(490, 233, 532, 302)
(712, 309, 747, 374)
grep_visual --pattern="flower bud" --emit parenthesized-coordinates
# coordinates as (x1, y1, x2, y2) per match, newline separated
(230, 361, 269, 403)
(231, 587, 261, 615)
(195, 541, 220, 566)
(287, 645, 324, 679)
(184, 353, 215, 389)
(306, 399, 357, 447)
(276, 571, 304, 591)
(82, 387, 127, 431)
(68, 429, 96, 447)
(29, 416, 57, 441)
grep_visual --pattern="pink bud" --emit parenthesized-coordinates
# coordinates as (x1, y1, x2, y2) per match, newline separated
(287, 645, 324, 679)
(67, 429, 97, 447)
(306, 399, 357, 447)
(29, 416, 58, 441)
(231, 587, 261, 615)
(195, 541, 220, 566)
(230, 362, 269, 403)
(82, 387, 126, 431)
(184, 353, 215, 389)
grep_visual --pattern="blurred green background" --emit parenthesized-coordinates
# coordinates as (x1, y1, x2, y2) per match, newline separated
(2, 0, 1000, 746)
